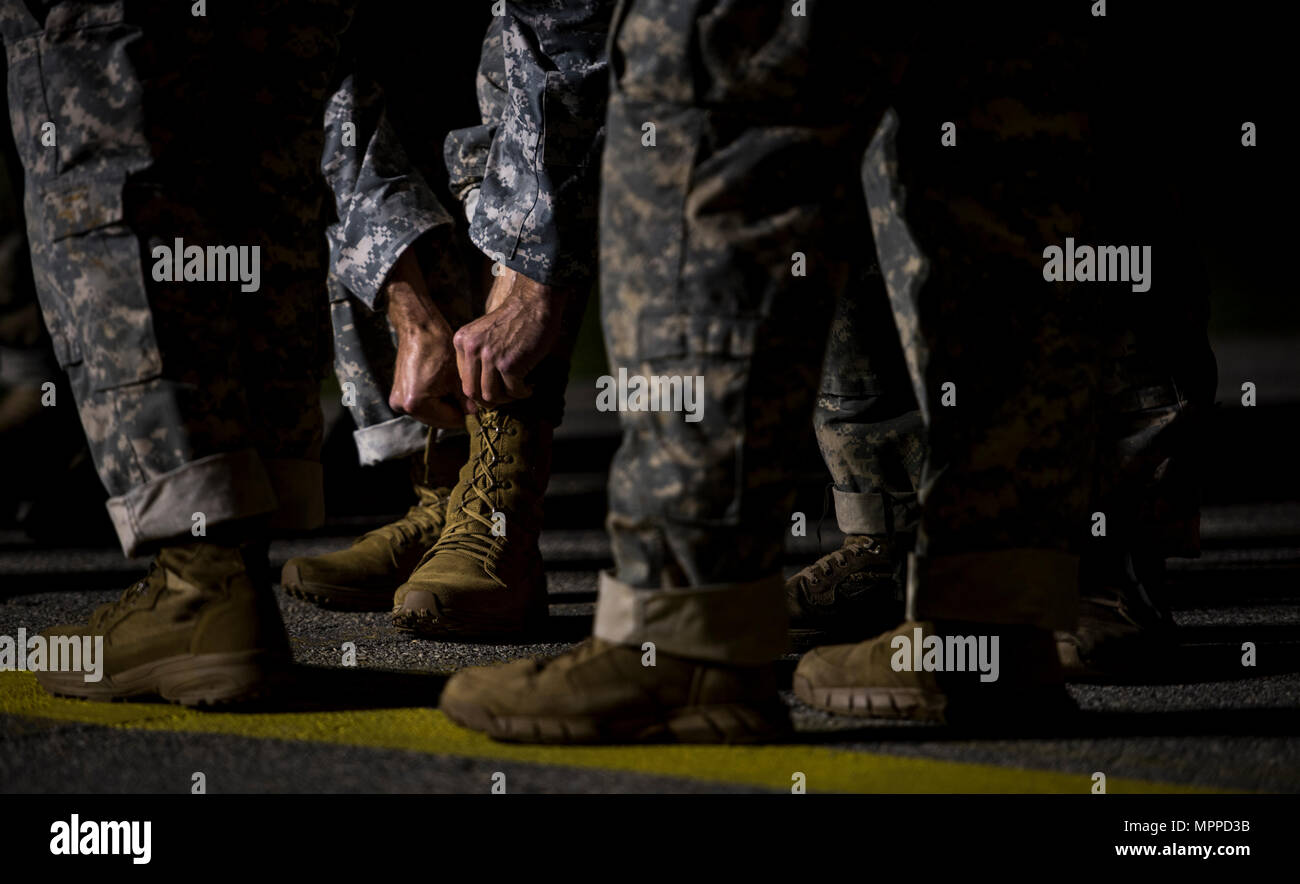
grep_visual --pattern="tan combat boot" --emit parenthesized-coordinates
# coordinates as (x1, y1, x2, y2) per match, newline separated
(439, 638, 790, 744)
(36, 542, 289, 706)
(794, 620, 1073, 725)
(392, 407, 551, 638)
(1057, 552, 1173, 681)
(281, 483, 451, 611)
(281, 433, 465, 610)
(786, 534, 905, 638)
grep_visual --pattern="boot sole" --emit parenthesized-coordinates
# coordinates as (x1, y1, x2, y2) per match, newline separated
(792, 673, 948, 722)
(392, 574, 551, 640)
(440, 695, 791, 745)
(35, 649, 285, 708)
(281, 561, 395, 612)
(391, 602, 549, 640)
(793, 674, 1076, 726)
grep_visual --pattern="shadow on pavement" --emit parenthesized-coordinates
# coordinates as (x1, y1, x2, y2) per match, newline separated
(251, 665, 449, 713)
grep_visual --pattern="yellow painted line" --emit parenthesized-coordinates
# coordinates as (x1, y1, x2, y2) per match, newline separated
(0, 671, 1210, 793)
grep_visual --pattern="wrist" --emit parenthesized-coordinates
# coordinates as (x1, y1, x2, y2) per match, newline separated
(387, 282, 451, 340)
(490, 266, 567, 314)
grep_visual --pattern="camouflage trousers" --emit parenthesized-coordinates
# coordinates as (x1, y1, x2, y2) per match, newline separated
(0, 93, 52, 385)
(1, 1, 350, 555)
(816, 254, 1212, 578)
(592, 0, 1190, 663)
(819, 175, 1212, 570)
(815, 259, 924, 541)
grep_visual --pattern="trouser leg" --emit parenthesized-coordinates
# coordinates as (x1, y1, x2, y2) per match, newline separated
(594, 0, 878, 664)
(814, 263, 924, 541)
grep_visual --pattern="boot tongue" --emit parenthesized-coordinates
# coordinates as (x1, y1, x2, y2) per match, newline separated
(357, 486, 450, 552)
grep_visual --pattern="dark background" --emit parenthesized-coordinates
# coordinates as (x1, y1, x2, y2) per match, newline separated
(0, 0, 1292, 539)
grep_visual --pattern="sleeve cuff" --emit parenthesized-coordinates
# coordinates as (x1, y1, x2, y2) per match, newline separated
(333, 187, 450, 310)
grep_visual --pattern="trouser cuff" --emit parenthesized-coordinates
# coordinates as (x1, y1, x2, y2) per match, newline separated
(833, 487, 919, 536)
(592, 570, 788, 665)
(353, 415, 428, 466)
(105, 450, 323, 557)
(906, 549, 1079, 631)
(106, 449, 278, 557)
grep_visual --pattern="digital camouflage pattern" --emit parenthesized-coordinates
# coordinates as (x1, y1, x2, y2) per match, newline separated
(320, 11, 480, 464)
(869, 13, 1214, 627)
(596, 0, 872, 658)
(861, 36, 1108, 630)
(327, 289, 427, 467)
(814, 258, 925, 540)
(465, 0, 614, 292)
(321, 68, 457, 314)
(0, 0, 351, 554)
(440, 5, 595, 428)
(325, 6, 590, 460)
(595, 0, 1212, 660)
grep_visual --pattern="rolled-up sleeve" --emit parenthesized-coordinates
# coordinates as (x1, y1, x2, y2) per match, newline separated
(461, 0, 615, 289)
(444, 16, 508, 223)
(322, 71, 454, 309)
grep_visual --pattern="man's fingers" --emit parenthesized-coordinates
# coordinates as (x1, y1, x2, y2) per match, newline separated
(388, 392, 406, 415)
(390, 384, 461, 429)
(388, 379, 416, 416)
(456, 339, 482, 403)
(450, 385, 474, 415)
(481, 357, 506, 405)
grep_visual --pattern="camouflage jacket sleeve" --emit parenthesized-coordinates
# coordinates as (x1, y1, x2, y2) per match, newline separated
(322, 71, 455, 310)
(457, 0, 615, 290)
(443, 17, 507, 225)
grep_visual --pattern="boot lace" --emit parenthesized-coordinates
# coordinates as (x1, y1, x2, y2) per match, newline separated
(425, 410, 511, 569)
(89, 561, 160, 630)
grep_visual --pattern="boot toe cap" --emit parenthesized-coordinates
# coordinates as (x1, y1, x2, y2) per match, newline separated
(793, 645, 844, 687)
(440, 659, 540, 717)
(395, 587, 439, 613)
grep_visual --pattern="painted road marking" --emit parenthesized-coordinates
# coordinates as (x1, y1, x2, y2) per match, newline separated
(0, 672, 1211, 793)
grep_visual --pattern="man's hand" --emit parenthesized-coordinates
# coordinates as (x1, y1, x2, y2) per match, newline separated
(385, 248, 465, 428)
(453, 266, 567, 409)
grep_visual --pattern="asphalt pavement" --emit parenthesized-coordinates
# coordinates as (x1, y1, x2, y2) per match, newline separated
(2, 350, 1298, 794)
